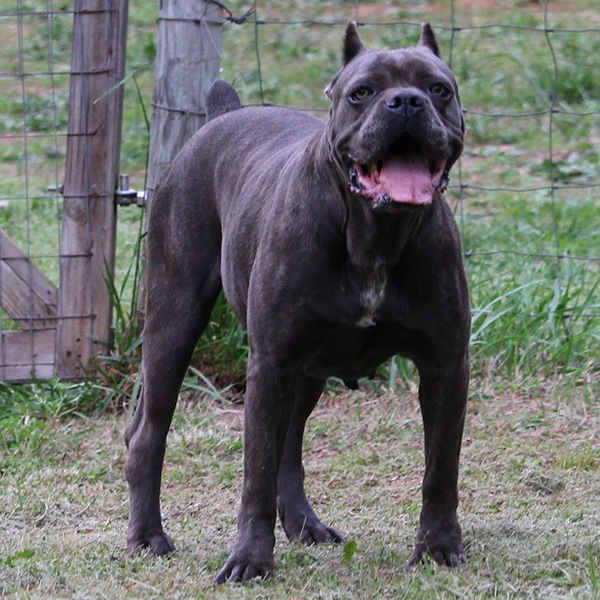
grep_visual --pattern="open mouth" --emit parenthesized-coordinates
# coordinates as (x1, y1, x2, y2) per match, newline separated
(348, 138, 448, 207)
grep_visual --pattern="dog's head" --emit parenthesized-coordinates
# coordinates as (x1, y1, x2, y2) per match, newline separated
(325, 23, 465, 211)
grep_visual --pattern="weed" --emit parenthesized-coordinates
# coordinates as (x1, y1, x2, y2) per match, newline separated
(191, 292, 248, 388)
(342, 540, 357, 563)
(0, 378, 99, 452)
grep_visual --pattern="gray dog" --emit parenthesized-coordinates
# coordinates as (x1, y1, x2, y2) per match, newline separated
(125, 22, 470, 583)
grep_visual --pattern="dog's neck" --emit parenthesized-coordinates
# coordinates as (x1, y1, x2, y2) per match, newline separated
(345, 198, 423, 275)
(314, 129, 425, 274)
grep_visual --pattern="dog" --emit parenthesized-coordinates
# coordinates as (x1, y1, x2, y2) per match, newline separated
(125, 22, 470, 583)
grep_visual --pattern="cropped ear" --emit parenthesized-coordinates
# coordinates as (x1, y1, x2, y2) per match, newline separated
(326, 23, 367, 97)
(417, 23, 440, 58)
(324, 73, 338, 99)
(343, 22, 367, 65)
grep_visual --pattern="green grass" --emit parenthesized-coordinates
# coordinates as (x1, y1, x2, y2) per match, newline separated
(0, 378, 100, 452)
(2, 384, 600, 598)
(463, 193, 600, 380)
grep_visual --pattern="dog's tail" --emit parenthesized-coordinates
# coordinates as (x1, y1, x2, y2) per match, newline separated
(206, 79, 243, 121)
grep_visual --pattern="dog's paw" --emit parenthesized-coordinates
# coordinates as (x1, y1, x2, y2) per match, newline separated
(409, 543, 466, 568)
(279, 498, 344, 546)
(408, 523, 466, 568)
(288, 516, 344, 546)
(127, 531, 176, 557)
(215, 550, 274, 584)
(301, 521, 344, 546)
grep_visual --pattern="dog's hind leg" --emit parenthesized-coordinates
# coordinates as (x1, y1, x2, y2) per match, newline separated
(277, 375, 344, 545)
(125, 254, 222, 556)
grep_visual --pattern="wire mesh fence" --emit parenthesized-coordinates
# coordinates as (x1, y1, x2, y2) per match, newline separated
(0, 2, 70, 286)
(0, 2, 71, 380)
(215, 0, 600, 377)
(1, 0, 599, 382)
(218, 1, 600, 261)
(0, 0, 127, 381)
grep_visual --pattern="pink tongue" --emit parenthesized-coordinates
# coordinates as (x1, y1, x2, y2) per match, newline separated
(379, 153, 434, 205)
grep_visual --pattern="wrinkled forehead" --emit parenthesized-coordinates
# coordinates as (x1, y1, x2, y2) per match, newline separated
(337, 47, 457, 91)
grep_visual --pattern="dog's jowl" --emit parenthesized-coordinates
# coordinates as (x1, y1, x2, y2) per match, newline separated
(125, 23, 470, 583)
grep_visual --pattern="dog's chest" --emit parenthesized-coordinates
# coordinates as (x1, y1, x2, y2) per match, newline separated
(354, 260, 387, 328)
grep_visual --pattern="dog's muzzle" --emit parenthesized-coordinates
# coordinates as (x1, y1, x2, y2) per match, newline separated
(348, 136, 448, 207)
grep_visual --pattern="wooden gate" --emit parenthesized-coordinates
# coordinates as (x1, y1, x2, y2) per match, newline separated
(0, 0, 128, 382)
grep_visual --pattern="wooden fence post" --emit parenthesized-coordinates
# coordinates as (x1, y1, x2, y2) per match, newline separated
(58, 0, 128, 379)
(138, 0, 223, 320)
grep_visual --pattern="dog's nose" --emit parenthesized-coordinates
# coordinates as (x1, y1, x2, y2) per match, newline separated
(385, 91, 425, 117)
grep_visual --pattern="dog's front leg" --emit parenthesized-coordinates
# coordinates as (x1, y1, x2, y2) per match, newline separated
(410, 357, 469, 567)
(215, 355, 295, 584)
(277, 374, 344, 545)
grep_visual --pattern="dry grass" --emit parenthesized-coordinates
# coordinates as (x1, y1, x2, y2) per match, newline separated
(2, 378, 600, 599)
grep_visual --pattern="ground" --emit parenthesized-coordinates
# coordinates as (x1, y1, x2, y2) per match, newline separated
(2, 378, 600, 599)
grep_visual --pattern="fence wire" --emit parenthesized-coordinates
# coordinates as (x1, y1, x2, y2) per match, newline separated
(0, 0, 70, 380)
(0, 0, 128, 381)
(216, 0, 600, 324)
(1, 0, 599, 382)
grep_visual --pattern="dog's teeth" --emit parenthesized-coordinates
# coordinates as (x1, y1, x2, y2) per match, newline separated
(435, 173, 450, 193)
(376, 193, 392, 206)
(349, 167, 364, 192)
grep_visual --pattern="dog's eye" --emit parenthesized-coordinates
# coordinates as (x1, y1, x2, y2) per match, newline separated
(430, 83, 451, 99)
(350, 86, 373, 103)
